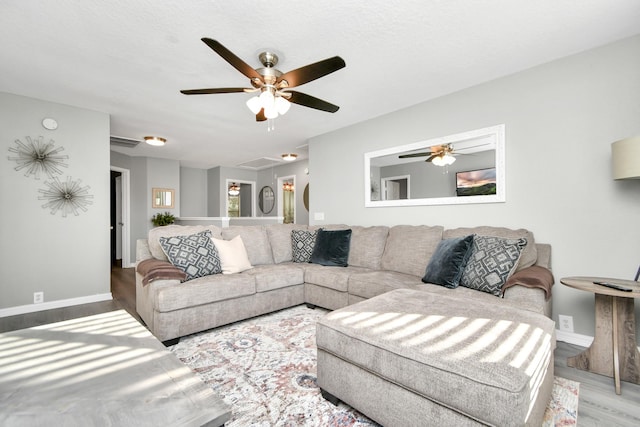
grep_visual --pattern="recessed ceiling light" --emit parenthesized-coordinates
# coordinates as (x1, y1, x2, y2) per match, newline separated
(281, 153, 297, 161)
(144, 136, 166, 146)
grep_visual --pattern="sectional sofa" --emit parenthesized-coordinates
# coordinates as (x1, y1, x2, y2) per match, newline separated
(135, 222, 555, 426)
(135, 223, 551, 342)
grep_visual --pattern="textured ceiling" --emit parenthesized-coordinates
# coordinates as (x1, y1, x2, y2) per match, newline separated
(1, 1, 639, 169)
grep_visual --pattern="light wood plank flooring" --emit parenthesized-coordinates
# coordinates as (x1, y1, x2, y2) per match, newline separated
(2, 265, 640, 426)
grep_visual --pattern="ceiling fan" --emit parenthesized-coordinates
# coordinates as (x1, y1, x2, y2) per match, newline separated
(398, 143, 488, 166)
(180, 38, 346, 122)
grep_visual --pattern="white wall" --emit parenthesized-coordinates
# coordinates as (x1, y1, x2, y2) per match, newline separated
(1, 92, 110, 310)
(308, 35, 640, 340)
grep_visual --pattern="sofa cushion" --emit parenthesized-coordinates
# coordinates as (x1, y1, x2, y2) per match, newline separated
(380, 225, 444, 277)
(222, 225, 274, 265)
(149, 225, 223, 261)
(348, 270, 424, 300)
(245, 264, 305, 292)
(154, 273, 256, 312)
(266, 224, 308, 263)
(460, 235, 527, 296)
(291, 229, 318, 263)
(444, 226, 536, 271)
(158, 230, 222, 281)
(310, 229, 352, 267)
(212, 236, 253, 274)
(305, 264, 372, 292)
(422, 235, 474, 288)
(347, 226, 389, 269)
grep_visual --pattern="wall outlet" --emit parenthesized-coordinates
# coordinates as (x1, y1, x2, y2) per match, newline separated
(33, 291, 44, 304)
(558, 314, 574, 333)
(314, 212, 325, 221)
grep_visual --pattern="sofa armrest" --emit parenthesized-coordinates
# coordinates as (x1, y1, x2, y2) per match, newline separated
(502, 265, 554, 317)
(137, 239, 153, 263)
(503, 286, 551, 317)
(534, 243, 552, 269)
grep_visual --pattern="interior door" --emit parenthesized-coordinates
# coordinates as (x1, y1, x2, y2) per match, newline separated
(385, 180, 400, 200)
(115, 175, 122, 261)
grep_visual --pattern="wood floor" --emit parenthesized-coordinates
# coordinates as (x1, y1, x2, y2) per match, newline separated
(2, 265, 640, 426)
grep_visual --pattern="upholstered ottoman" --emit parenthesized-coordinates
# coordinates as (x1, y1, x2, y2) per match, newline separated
(316, 288, 556, 426)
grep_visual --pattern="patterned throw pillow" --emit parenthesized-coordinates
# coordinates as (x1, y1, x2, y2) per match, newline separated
(460, 235, 527, 296)
(291, 229, 318, 263)
(159, 230, 221, 281)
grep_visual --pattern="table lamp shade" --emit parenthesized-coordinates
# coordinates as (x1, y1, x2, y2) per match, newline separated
(612, 136, 640, 180)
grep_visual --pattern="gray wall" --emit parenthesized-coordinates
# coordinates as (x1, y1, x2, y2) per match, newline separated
(111, 152, 181, 265)
(1, 92, 110, 309)
(256, 161, 310, 224)
(180, 167, 208, 217)
(308, 35, 640, 340)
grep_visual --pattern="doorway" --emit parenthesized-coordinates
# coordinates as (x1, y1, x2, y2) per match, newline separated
(110, 166, 131, 267)
(381, 175, 410, 200)
(277, 175, 296, 224)
(225, 179, 256, 217)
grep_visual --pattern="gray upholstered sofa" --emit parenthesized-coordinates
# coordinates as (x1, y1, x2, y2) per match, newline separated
(135, 222, 555, 426)
(135, 223, 551, 342)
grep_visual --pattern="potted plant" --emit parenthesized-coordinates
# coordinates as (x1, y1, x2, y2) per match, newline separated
(151, 212, 175, 227)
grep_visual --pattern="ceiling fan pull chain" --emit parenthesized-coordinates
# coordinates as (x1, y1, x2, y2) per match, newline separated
(267, 118, 275, 132)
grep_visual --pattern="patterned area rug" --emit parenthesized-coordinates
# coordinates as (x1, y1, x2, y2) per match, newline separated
(170, 305, 579, 426)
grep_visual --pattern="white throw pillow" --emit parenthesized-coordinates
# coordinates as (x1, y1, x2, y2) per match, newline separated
(211, 235, 253, 274)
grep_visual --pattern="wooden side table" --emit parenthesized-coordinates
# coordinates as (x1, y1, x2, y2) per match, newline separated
(560, 276, 640, 394)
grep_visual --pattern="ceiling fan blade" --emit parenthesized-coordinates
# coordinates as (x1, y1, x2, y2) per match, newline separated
(201, 38, 263, 81)
(399, 152, 433, 158)
(278, 56, 345, 88)
(180, 88, 251, 95)
(256, 109, 266, 122)
(425, 154, 438, 162)
(286, 91, 339, 113)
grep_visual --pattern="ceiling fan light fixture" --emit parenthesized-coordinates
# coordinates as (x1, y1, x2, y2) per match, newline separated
(264, 105, 279, 119)
(443, 153, 456, 165)
(246, 96, 262, 114)
(144, 136, 166, 146)
(281, 153, 297, 161)
(228, 182, 240, 196)
(431, 152, 456, 167)
(275, 96, 291, 115)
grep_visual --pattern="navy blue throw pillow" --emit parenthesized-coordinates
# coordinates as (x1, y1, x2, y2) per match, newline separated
(422, 235, 474, 288)
(310, 229, 352, 267)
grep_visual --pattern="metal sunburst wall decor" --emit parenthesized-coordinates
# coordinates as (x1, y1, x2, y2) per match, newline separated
(7, 136, 68, 179)
(38, 176, 93, 217)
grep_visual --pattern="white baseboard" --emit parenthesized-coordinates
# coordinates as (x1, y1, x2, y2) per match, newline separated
(0, 293, 113, 318)
(556, 328, 640, 353)
(555, 329, 594, 348)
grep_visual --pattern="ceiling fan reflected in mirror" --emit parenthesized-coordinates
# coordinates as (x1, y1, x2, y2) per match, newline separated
(398, 143, 489, 166)
(181, 38, 346, 128)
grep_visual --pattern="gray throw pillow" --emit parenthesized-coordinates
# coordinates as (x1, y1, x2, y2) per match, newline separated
(422, 235, 474, 288)
(159, 230, 222, 281)
(291, 229, 318, 263)
(460, 235, 527, 296)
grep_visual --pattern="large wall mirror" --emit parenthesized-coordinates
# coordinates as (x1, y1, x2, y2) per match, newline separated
(152, 188, 175, 208)
(364, 124, 505, 207)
